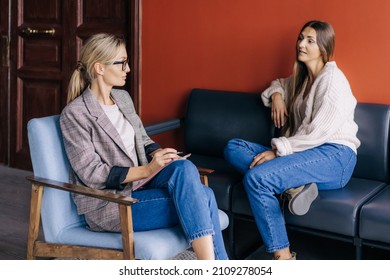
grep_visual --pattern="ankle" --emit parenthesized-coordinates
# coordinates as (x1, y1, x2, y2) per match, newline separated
(273, 249, 295, 260)
(274, 252, 296, 260)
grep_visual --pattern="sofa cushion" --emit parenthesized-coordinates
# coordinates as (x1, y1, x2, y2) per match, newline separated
(184, 88, 274, 212)
(231, 182, 253, 216)
(184, 88, 275, 157)
(284, 178, 386, 237)
(353, 103, 390, 182)
(359, 185, 390, 244)
(232, 178, 386, 237)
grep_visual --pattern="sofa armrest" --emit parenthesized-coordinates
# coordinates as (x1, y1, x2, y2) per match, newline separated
(145, 119, 181, 136)
(26, 175, 138, 206)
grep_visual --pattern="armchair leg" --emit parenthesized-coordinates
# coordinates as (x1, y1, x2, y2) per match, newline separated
(27, 183, 44, 260)
(119, 204, 135, 260)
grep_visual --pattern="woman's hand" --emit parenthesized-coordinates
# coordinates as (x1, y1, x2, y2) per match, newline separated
(271, 92, 288, 129)
(123, 148, 181, 184)
(250, 150, 277, 168)
(147, 148, 180, 174)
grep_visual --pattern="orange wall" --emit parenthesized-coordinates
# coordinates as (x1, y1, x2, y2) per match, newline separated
(140, 0, 390, 145)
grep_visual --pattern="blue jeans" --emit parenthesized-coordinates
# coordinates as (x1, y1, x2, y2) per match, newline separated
(131, 159, 228, 260)
(224, 138, 357, 253)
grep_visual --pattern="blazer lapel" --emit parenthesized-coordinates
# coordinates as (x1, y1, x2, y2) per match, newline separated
(111, 90, 137, 126)
(111, 90, 147, 164)
(82, 88, 130, 157)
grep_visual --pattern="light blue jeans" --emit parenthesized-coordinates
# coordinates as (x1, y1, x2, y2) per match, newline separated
(131, 159, 228, 260)
(224, 138, 357, 253)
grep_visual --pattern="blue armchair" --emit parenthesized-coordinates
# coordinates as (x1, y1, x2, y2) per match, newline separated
(26, 115, 229, 260)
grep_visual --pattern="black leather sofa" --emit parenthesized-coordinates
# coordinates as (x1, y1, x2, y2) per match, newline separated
(178, 88, 390, 259)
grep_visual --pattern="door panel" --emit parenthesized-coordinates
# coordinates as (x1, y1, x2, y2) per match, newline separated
(10, 0, 132, 170)
(0, 0, 10, 165)
(10, 0, 64, 169)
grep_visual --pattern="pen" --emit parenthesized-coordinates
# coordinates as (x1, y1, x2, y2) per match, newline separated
(150, 151, 188, 157)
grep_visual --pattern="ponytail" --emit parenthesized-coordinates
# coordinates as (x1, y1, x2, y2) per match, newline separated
(66, 62, 87, 104)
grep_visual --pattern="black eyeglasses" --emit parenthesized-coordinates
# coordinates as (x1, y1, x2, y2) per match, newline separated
(112, 58, 129, 71)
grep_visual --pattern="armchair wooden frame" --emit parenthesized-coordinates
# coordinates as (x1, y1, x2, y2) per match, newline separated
(26, 175, 138, 260)
(26, 167, 214, 260)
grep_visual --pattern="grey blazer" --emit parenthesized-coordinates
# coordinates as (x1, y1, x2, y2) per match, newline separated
(60, 88, 156, 221)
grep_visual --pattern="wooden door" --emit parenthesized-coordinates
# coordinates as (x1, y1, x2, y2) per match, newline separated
(0, 0, 10, 165)
(9, 0, 137, 170)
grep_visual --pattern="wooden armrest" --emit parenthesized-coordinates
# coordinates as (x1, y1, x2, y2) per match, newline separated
(197, 167, 215, 186)
(197, 167, 215, 176)
(26, 175, 138, 206)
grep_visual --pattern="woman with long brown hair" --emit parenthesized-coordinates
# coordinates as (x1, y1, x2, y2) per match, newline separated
(224, 20, 360, 260)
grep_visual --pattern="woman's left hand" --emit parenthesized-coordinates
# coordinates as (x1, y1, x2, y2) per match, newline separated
(271, 92, 288, 128)
(250, 150, 277, 168)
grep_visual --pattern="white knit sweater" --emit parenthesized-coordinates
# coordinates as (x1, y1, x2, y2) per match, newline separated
(261, 61, 360, 156)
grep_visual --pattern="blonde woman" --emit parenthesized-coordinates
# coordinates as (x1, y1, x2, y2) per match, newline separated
(60, 33, 228, 260)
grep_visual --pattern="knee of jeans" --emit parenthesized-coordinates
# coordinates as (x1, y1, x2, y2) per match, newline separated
(224, 138, 241, 159)
(171, 159, 199, 179)
(243, 168, 268, 192)
(172, 157, 193, 168)
(225, 138, 242, 149)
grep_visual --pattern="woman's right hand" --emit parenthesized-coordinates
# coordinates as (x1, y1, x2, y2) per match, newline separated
(271, 92, 288, 128)
(123, 148, 181, 184)
(147, 148, 180, 175)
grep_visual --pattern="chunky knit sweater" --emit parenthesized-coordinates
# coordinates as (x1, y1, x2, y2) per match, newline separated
(261, 61, 360, 156)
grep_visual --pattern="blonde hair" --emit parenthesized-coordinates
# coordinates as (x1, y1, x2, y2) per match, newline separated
(66, 33, 126, 104)
(285, 20, 335, 135)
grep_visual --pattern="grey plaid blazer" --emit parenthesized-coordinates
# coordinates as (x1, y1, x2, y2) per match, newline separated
(60, 88, 155, 220)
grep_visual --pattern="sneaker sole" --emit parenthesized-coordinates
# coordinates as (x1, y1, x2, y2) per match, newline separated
(288, 183, 318, 216)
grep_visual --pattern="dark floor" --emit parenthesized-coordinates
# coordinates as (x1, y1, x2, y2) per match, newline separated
(246, 232, 390, 260)
(0, 165, 33, 260)
(0, 165, 389, 260)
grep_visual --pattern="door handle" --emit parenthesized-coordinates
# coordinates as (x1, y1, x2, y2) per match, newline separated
(20, 27, 55, 36)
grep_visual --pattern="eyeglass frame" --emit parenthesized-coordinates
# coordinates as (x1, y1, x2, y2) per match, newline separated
(111, 58, 129, 71)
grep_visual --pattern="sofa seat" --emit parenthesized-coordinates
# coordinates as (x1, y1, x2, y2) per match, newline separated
(359, 185, 390, 244)
(232, 178, 386, 237)
(284, 178, 386, 237)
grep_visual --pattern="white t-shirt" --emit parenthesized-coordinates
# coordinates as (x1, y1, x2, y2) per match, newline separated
(101, 103, 139, 167)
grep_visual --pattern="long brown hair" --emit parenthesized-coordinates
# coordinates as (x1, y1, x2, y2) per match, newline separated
(285, 20, 335, 135)
(66, 33, 126, 104)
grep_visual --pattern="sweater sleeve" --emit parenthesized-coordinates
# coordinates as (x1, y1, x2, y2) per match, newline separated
(271, 65, 357, 156)
(261, 77, 292, 107)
